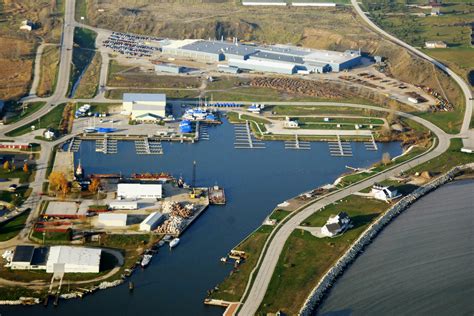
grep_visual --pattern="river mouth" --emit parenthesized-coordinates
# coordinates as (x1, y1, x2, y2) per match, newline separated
(4, 120, 402, 315)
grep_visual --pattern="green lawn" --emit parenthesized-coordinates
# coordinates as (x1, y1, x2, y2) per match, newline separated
(259, 196, 389, 314)
(210, 225, 273, 302)
(6, 102, 46, 125)
(5, 104, 66, 137)
(269, 209, 291, 223)
(0, 210, 30, 242)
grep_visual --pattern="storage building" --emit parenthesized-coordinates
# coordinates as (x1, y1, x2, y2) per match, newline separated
(98, 213, 128, 227)
(229, 58, 297, 74)
(46, 246, 101, 273)
(139, 212, 164, 232)
(10, 246, 50, 270)
(155, 64, 185, 74)
(117, 183, 163, 199)
(109, 201, 138, 210)
(123, 93, 166, 118)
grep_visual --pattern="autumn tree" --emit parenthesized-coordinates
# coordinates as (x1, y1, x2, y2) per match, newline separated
(49, 171, 69, 195)
(381, 152, 392, 166)
(88, 178, 101, 194)
(23, 163, 29, 173)
(3, 161, 10, 171)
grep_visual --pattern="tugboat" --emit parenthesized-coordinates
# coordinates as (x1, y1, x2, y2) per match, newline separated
(169, 238, 180, 249)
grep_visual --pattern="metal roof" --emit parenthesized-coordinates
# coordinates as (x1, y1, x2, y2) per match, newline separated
(132, 103, 166, 111)
(12, 245, 35, 263)
(180, 40, 258, 57)
(30, 247, 50, 266)
(123, 93, 166, 103)
(47, 246, 101, 268)
(250, 51, 305, 64)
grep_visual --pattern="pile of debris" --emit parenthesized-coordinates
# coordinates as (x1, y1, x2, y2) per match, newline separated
(157, 202, 196, 234)
(155, 216, 185, 235)
(250, 77, 347, 98)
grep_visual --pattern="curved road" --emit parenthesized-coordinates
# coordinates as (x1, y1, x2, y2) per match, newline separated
(238, 3, 473, 315)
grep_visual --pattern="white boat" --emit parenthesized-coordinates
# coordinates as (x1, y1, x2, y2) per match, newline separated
(169, 238, 180, 249)
(141, 254, 152, 267)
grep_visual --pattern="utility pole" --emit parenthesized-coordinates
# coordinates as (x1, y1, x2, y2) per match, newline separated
(192, 160, 196, 189)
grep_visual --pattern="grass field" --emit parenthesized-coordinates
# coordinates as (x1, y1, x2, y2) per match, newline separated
(259, 195, 389, 314)
(74, 52, 101, 98)
(106, 88, 197, 99)
(69, 27, 97, 97)
(210, 225, 273, 302)
(37, 45, 60, 97)
(0, 211, 30, 242)
(6, 104, 66, 137)
(6, 102, 46, 125)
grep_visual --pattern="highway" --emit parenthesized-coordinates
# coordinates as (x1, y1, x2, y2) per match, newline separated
(238, 2, 473, 315)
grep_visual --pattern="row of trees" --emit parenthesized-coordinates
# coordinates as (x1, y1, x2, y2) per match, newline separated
(48, 171, 101, 196)
(3, 161, 29, 173)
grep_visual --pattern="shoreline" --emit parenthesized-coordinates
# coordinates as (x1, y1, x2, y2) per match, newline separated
(299, 163, 474, 315)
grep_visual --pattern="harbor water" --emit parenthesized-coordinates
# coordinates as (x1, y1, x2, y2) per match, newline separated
(317, 179, 474, 316)
(3, 120, 402, 316)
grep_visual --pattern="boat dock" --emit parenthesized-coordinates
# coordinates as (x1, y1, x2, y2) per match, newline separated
(328, 135, 353, 157)
(95, 137, 118, 154)
(234, 121, 266, 149)
(135, 137, 163, 155)
(364, 133, 378, 151)
(68, 137, 82, 152)
(285, 134, 310, 150)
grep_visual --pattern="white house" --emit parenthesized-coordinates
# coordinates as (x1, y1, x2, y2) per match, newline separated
(98, 213, 128, 227)
(371, 183, 400, 202)
(123, 93, 166, 120)
(321, 212, 351, 237)
(46, 246, 101, 273)
(283, 117, 299, 128)
(117, 183, 163, 199)
(425, 41, 447, 49)
(139, 212, 164, 232)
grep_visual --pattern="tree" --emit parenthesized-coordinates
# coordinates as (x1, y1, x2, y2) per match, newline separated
(382, 152, 392, 166)
(3, 161, 10, 171)
(88, 178, 101, 194)
(23, 163, 29, 173)
(49, 171, 68, 194)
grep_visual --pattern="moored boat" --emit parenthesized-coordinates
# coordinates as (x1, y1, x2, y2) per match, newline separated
(141, 254, 153, 267)
(169, 238, 180, 249)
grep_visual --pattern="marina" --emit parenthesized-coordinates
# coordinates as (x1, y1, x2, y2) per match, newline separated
(233, 121, 266, 149)
(2, 120, 402, 316)
(285, 134, 311, 150)
(328, 135, 353, 157)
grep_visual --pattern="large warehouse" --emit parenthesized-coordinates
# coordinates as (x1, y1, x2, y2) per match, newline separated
(117, 182, 163, 199)
(161, 40, 361, 73)
(46, 246, 101, 273)
(10, 245, 102, 273)
(123, 93, 167, 121)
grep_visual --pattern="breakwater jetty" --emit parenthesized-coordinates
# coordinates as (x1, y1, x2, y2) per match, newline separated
(299, 163, 474, 315)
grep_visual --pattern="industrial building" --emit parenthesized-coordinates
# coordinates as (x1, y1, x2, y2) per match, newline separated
(109, 201, 138, 210)
(139, 212, 164, 232)
(123, 93, 167, 121)
(161, 40, 361, 74)
(46, 246, 101, 273)
(10, 245, 102, 273)
(117, 182, 163, 199)
(10, 245, 49, 270)
(98, 213, 128, 227)
(155, 63, 185, 74)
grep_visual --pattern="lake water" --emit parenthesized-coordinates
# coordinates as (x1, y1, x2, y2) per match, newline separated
(317, 180, 474, 316)
(3, 120, 402, 316)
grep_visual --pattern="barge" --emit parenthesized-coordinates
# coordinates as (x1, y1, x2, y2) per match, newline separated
(209, 186, 226, 205)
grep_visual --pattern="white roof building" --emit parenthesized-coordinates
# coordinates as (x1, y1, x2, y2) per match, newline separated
(123, 93, 166, 120)
(139, 212, 164, 232)
(117, 183, 163, 199)
(371, 183, 400, 202)
(109, 201, 138, 210)
(46, 246, 101, 273)
(98, 213, 128, 227)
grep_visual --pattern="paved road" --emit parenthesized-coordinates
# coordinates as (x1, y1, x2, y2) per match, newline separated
(351, 0, 473, 138)
(238, 3, 474, 314)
